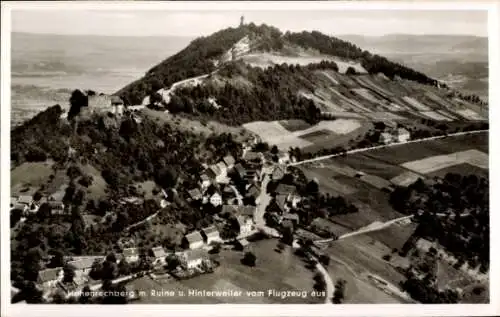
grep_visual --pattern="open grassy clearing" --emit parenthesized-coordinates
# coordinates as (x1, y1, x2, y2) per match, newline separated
(299, 166, 357, 196)
(80, 164, 107, 200)
(142, 108, 253, 143)
(325, 235, 408, 300)
(130, 239, 321, 304)
(460, 283, 489, 303)
(325, 258, 404, 303)
(239, 53, 367, 74)
(329, 176, 404, 229)
(11, 161, 54, 195)
(401, 149, 488, 174)
(435, 260, 478, 292)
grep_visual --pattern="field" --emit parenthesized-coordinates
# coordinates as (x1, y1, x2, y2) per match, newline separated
(81, 164, 107, 200)
(130, 239, 322, 304)
(324, 233, 412, 303)
(400, 149, 488, 174)
(243, 119, 366, 151)
(11, 161, 55, 195)
(240, 52, 367, 74)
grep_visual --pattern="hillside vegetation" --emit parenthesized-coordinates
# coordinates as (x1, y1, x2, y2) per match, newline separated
(117, 23, 442, 106)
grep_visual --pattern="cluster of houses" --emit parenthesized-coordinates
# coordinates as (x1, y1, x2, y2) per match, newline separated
(10, 194, 65, 216)
(379, 127, 411, 144)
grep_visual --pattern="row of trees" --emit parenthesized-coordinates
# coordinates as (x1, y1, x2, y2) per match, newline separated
(389, 173, 489, 273)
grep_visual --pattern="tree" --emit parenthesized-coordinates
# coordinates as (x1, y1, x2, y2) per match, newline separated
(332, 279, 346, 304)
(156, 167, 179, 189)
(165, 255, 180, 271)
(241, 251, 257, 267)
(49, 249, 65, 268)
(79, 285, 92, 304)
(68, 89, 88, 121)
(346, 67, 357, 76)
(118, 259, 131, 276)
(319, 254, 330, 266)
(63, 264, 75, 284)
(106, 252, 117, 264)
(270, 145, 279, 155)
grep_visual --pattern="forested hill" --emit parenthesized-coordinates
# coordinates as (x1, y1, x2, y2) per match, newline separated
(116, 23, 440, 106)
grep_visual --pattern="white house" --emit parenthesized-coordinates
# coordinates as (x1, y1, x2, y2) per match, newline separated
(17, 195, 33, 208)
(37, 268, 63, 288)
(201, 226, 221, 245)
(396, 128, 411, 142)
(379, 132, 393, 144)
(150, 246, 168, 266)
(198, 174, 211, 191)
(179, 249, 209, 269)
(123, 247, 140, 263)
(222, 155, 236, 170)
(184, 231, 205, 249)
(210, 192, 223, 207)
(111, 96, 124, 116)
(236, 215, 254, 236)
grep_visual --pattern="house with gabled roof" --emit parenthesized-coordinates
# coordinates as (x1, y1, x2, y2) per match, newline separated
(150, 246, 168, 266)
(37, 268, 63, 288)
(198, 174, 211, 191)
(274, 184, 301, 207)
(221, 204, 238, 216)
(67, 258, 95, 281)
(278, 151, 290, 164)
(17, 195, 33, 206)
(187, 188, 203, 201)
(396, 127, 410, 142)
(123, 247, 139, 263)
(236, 215, 254, 236)
(379, 132, 393, 144)
(201, 225, 221, 245)
(233, 163, 246, 180)
(237, 205, 256, 219)
(223, 155, 236, 169)
(179, 249, 209, 269)
(184, 231, 204, 249)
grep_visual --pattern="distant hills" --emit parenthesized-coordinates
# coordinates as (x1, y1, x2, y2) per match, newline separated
(338, 34, 488, 100)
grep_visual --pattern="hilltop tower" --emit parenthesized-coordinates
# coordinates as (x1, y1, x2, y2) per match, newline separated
(240, 15, 245, 27)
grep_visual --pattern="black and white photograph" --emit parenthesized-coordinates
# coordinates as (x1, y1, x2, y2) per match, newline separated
(1, 1, 498, 316)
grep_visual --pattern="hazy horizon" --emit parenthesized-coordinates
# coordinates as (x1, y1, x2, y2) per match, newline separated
(12, 31, 488, 39)
(12, 9, 488, 38)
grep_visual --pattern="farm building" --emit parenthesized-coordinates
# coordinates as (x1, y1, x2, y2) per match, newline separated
(37, 268, 63, 288)
(184, 231, 205, 249)
(67, 258, 95, 281)
(179, 249, 209, 269)
(201, 226, 221, 245)
(236, 205, 256, 218)
(283, 213, 300, 226)
(278, 152, 291, 164)
(233, 163, 247, 179)
(123, 248, 140, 263)
(17, 195, 33, 206)
(235, 238, 250, 250)
(48, 201, 65, 215)
(206, 164, 226, 183)
(396, 128, 411, 142)
(150, 246, 168, 266)
(223, 155, 236, 169)
(379, 132, 393, 144)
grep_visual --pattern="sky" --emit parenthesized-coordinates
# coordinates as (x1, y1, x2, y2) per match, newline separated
(11, 8, 488, 38)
